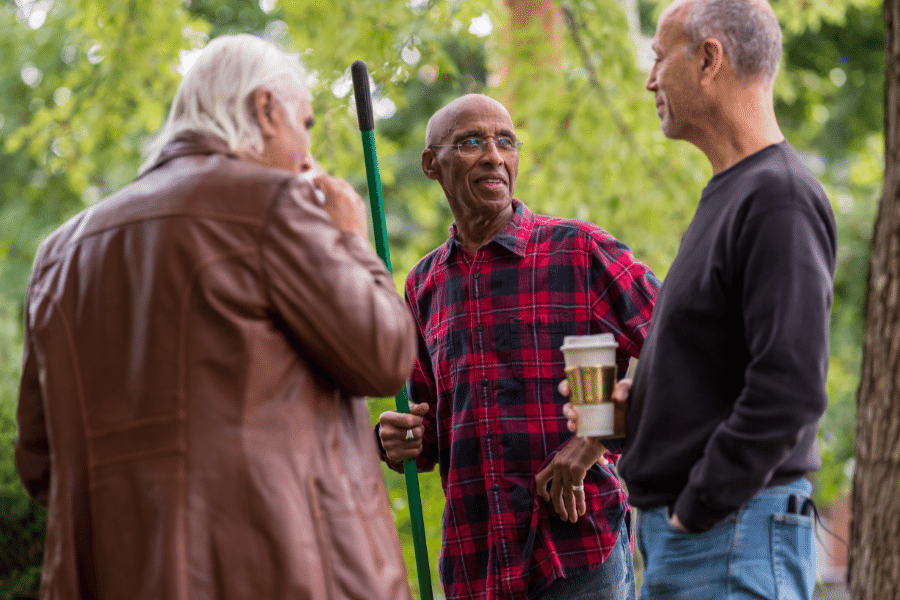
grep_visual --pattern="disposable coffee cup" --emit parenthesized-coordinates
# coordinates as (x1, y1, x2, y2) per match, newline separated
(559, 333, 624, 438)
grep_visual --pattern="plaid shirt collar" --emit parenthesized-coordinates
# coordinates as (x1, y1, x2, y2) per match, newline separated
(440, 198, 532, 264)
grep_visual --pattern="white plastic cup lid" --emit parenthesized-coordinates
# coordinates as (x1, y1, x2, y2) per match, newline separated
(559, 333, 616, 351)
(560, 333, 617, 367)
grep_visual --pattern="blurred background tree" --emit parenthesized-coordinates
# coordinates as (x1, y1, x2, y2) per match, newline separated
(848, 0, 900, 597)
(0, 0, 884, 598)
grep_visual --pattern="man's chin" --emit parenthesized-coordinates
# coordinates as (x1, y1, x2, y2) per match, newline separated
(481, 195, 514, 213)
(465, 196, 514, 220)
(660, 122, 680, 140)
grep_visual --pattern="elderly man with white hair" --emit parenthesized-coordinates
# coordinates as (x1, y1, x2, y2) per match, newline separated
(15, 34, 416, 600)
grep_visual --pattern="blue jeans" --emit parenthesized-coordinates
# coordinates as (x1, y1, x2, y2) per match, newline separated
(539, 524, 636, 600)
(637, 478, 816, 600)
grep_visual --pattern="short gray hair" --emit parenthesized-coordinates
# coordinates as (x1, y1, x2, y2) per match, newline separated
(683, 0, 782, 84)
(141, 34, 309, 173)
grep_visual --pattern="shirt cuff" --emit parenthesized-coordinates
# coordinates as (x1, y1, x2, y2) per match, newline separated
(601, 437, 624, 454)
(672, 486, 735, 533)
(373, 423, 389, 460)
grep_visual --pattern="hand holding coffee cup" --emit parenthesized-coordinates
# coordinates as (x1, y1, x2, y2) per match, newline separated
(560, 379, 631, 435)
(559, 334, 625, 438)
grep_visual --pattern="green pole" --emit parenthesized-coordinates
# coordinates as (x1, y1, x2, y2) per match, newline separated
(351, 59, 433, 600)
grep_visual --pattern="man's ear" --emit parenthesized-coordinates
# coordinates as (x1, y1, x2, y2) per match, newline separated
(699, 38, 725, 83)
(422, 148, 440, 180)
(251, 88, 278, 138)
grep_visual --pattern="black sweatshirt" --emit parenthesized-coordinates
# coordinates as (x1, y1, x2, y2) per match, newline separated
(618, 142, 837, 533)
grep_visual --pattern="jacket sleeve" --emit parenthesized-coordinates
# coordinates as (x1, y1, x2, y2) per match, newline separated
(15, 289, 51, 506)
(379, 289, 440, 474)
(259, 178, 416, 398)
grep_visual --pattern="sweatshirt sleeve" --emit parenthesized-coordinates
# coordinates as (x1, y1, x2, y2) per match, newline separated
(674, 193, 836, 532)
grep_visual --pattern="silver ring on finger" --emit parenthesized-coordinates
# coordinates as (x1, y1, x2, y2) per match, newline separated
(572, 484, 585, 492)
(406, 429, 415, 441)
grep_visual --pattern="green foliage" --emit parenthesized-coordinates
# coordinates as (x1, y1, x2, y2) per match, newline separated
(277, 0, 500, 285)
(0, 0, 885, 595)
(775, 1, 884, 162)
(4, 1, 209, 195)
(815, 143, 881, 504)
(0, 1, 209, 303)
(0, 299, 45, 600)
(503, 0, 708, 277)
(188, 0, 279, 36)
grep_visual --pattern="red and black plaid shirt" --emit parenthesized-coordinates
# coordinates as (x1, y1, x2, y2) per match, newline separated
(391, 200, 658, 600)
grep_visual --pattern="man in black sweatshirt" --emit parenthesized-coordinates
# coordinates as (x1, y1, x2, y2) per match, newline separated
(564, 0, 835, 598)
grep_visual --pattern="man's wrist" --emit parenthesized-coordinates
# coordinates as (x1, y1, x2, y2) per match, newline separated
(581, 435, 608, 461)
(373, 423, 388, 459)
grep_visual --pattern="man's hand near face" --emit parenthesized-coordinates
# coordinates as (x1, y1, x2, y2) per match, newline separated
(313, 174, 368, 239)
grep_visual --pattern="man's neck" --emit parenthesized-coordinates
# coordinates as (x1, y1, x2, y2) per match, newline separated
(693, 88, 784, 175)
(455, 204, 515, 257)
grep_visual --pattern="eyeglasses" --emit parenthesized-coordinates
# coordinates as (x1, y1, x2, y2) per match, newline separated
(429, 137, 523, 157)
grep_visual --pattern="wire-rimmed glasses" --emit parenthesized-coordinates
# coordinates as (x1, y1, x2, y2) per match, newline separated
(429, 136, 523, 157)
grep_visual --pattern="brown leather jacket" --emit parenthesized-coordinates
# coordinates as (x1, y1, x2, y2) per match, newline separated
(15, 134, 416, 600)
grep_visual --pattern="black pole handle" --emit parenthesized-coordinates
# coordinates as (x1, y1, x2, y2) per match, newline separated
(351, 60, 374, 132)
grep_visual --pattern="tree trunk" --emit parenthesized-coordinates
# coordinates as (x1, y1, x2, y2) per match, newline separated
(489, 0, 565, 98)
(847, 1, 900, 597)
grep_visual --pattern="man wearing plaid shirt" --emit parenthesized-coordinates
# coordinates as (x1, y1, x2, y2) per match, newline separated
(378, 94, 659, 600)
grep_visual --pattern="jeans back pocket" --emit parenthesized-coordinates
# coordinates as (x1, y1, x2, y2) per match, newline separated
(770, 512, 816, 600)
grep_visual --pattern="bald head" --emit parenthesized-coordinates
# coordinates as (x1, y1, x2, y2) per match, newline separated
(425, 94, 513, 148)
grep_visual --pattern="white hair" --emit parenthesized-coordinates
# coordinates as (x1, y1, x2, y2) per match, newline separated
(140, 34, 309, 173)
(684, 0, 782, 85)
